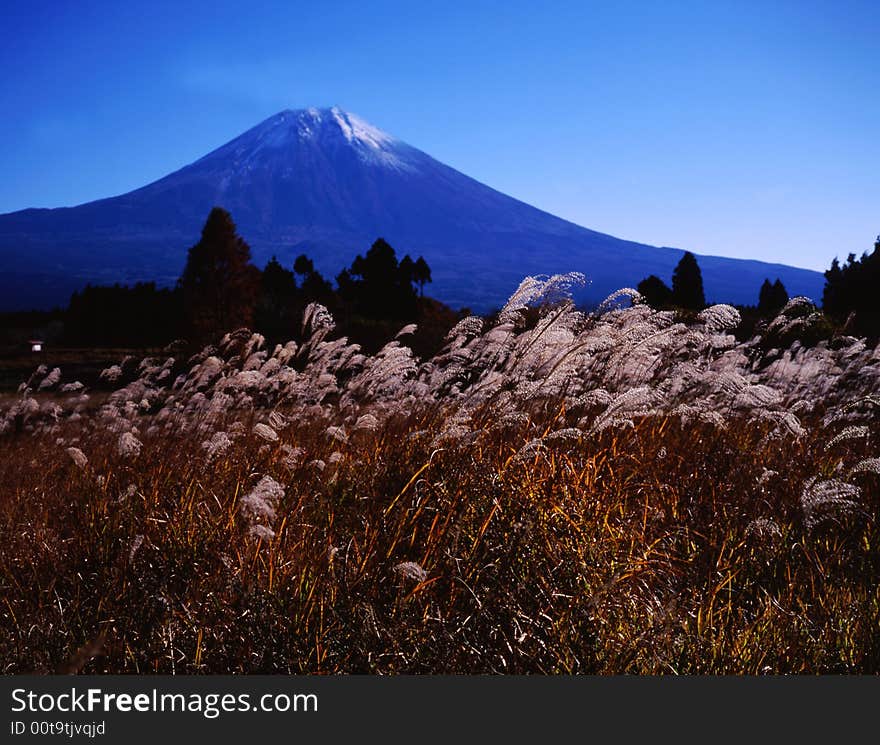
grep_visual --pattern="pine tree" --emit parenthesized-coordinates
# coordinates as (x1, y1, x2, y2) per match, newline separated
(294, 254, 334, 304)
(343, 238, 417, 319)
(823, 236, 880, 337)
(399, 255, 415, 289)
(758, 279, 774, 314)
(823, 257, 844, 315)
(758, 278, 789, 316)
(671, 251, 706, 310)
(255, 256, 297, 340)
(293, 254, 315, 277)
(179, 207, 260, 342)
(771, 278, 789, 310)
(413, 256, 432, 297)
(637, 275, 673, 309)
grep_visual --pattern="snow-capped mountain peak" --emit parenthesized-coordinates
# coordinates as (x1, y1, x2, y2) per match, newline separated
(0, 107, 826, 312)
(220, 107, 411, 171)
(328, 106, 396, 150)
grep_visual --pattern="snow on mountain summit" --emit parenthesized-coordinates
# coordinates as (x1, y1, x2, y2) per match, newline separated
(328, 107, 396, 149)
(207, 107, 413, 171)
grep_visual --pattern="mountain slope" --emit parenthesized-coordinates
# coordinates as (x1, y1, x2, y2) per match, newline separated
(0, 107, 824, 311)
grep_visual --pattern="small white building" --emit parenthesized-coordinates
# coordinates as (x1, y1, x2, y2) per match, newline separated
(29, 340, 44, 353)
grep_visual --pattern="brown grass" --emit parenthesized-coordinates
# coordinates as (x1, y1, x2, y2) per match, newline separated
(1, 402, 878, 674)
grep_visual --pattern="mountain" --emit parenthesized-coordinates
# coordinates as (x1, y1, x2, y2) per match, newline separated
(0, 107, 824, 311)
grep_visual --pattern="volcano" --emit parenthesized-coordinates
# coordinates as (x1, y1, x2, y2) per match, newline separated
(0, 107, 824, 311)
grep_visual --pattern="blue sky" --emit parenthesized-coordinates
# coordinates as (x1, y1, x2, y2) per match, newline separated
(1, 0, 877, 271)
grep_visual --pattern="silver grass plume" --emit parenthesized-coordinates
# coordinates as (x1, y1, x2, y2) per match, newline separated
(394, 561, 428, 582)
(800, 478, 863, 531)
(824, 425, 870, 451)
(66, 447, 89, 469)
(240, 475, 285, 525)
(253, 423, 279, 442)
(118, 432, 143, 458)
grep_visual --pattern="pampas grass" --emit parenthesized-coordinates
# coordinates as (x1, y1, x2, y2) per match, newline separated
(1, 275, 879, 673)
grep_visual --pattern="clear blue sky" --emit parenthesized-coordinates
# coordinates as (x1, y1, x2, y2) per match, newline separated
(2, 0, 877, 271)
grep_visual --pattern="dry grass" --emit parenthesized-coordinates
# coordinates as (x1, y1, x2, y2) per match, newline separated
(1, 402, 878, 674)
(2, 283, 879, 673)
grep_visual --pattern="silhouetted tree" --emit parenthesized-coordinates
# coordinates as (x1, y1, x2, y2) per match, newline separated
(823, 236, 880, 337)
(293, 253, 334, 305)
(179, 207, 260, 342)
(637, 275, 673, 309)
(773, 279, 789, 308)
(293, 254, 315, 276)
(671, 251, 706, 310)
(339, 238, 419, 320)
(758, 277, 789, 316)
(52, 237, 455, 356)
(255, 256, 298, 340)
(413, 256, 432, 297)
(399, 255, 415, 289)
(824, 257, 844, 311)
(65, 282, 181, 347)
(758, 279, 773, 313)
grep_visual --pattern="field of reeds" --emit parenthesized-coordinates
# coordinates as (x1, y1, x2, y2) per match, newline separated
(2, 274, 879, 673)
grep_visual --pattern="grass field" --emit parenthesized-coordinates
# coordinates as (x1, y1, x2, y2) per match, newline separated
(2, 276, 878, 673)
(0, 346, 157, 394)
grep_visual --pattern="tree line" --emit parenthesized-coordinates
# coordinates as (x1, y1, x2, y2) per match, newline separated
(637, 251, 788, 317)
(822, 236, 880, 338)
(7, 210, 879, 349)
(635, 235, 880, 340)
(64, 207, 460, 356)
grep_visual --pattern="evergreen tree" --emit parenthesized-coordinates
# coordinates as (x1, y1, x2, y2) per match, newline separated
(342, 238, 417, 319)
(255, 256, 298, 340)
(671, 251, 706, 310)
(758, 279, 774, 313)
(399, 255, 415, 290)
(413, 256, 432, 297)
(293, 254, 315, 276)
(294, 254, 334, 304)
(771, 278, 789, 310)
(65, 282, 181, 347)
(823, 236, 880, 337)
(178, 207, 260, 342)
(758, 278, 789, 315)
(637, 275, 673, 309)
(823, 257, 844, 315)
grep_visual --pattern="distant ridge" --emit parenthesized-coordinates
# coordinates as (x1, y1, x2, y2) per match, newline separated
(0, 107, 824, 311)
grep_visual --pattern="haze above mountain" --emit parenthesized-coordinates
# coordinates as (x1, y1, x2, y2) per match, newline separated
(0, 106, 824, 311)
